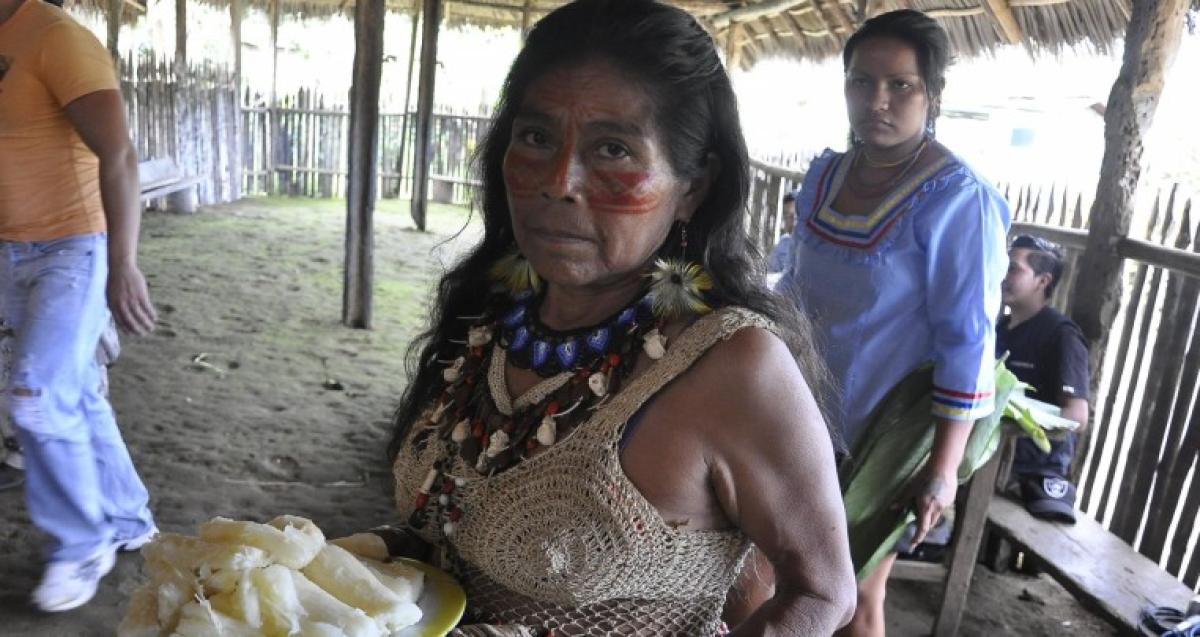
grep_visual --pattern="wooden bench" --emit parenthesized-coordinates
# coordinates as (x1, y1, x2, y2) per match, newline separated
(895, 433, 1195, 635)
(139, 157, 200, 213)
(987, 495, 1194, 633)
(429, 174, 481, 204)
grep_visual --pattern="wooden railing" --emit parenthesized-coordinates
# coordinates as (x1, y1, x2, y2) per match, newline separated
(747, 158, 805, 252)
(1010, 182, 1199, 591)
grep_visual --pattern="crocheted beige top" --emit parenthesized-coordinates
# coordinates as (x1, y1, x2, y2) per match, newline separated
(393, 307, 772, 636)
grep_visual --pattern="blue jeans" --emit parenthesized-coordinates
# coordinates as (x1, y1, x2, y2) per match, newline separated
(0, 233, 153, 562)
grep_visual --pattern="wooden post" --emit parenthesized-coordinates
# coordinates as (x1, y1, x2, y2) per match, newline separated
(395, 0, 421, 194)
(520, 0, 533, 39)
(410, 0, 442, 231)
(932, 445, 1006, 637)
(229, 0, 243, 200)
(1068, 0, 1188, 394)
(270, 0, 280, 106)
(175, 0, 187, 72)
(106, 0, 122, 68)
(343, 0, 386, 329)
(269, 0, 280, 193)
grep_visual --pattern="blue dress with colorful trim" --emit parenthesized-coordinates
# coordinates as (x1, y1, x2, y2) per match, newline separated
(776, 148, 1011, 446)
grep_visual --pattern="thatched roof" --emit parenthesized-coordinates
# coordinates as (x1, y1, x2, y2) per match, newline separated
(77, 0, 1138, 66)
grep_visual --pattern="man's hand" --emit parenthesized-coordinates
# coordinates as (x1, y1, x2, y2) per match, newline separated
(108, 261, 156, 335)
(63, 89, 155, 336)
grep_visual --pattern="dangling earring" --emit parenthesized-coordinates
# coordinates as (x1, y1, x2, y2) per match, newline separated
(648, 222, 713, 319)
(925, 117, 937, 139)
(489, 249, 542, 295)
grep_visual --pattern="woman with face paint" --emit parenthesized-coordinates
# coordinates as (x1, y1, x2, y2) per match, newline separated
(775, 10, 1011, 637)
(375, 0, 856, 635)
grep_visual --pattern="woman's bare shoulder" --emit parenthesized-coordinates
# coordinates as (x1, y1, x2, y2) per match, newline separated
(668, 324, 827, 447)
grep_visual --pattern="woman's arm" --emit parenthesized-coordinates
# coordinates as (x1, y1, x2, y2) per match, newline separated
(697, 329, 856, 635)
(916, 178, 1011, 542)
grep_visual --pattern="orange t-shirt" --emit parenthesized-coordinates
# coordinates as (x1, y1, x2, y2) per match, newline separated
(0, 0, 117, 241)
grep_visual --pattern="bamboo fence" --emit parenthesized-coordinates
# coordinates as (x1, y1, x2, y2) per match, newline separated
(241, 93, 488, 206)
(120, 56, 241, 207)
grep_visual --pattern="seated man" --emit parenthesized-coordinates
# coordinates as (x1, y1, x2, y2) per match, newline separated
(766, 191, 797, 274)
(997, 235, 1090, 524)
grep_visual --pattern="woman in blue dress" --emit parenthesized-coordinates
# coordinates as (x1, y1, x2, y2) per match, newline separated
(775, 10, 1010, 636)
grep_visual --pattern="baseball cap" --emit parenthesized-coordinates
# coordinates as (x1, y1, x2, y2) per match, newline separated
(1019, 474, 1077, 524)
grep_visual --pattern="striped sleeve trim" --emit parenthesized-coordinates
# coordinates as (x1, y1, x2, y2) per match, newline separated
(932, 385, 994, 421)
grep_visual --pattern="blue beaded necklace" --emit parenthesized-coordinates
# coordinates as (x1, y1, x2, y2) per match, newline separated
(498, 290, 658, 378)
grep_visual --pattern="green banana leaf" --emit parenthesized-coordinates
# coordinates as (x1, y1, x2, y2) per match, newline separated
(841, 360, 1031, 580)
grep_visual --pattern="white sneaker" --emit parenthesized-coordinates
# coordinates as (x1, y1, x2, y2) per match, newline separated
(2, 437, 22, 470)
(32, 546, 117, 612)
(116, 525, 159, 552)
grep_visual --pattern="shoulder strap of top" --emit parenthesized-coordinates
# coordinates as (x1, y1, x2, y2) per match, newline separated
(589, 306, 775, 442)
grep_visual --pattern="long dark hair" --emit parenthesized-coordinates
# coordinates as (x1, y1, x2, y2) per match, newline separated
(389, 0, 833, 458)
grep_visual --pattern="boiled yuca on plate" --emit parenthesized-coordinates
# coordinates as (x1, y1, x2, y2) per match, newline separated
(117, 516, 424, 637)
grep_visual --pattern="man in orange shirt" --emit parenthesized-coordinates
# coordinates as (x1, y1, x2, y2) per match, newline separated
(0, 0, 159, 612)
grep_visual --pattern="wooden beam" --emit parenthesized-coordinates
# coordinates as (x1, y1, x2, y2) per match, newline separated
(825, 0, 856, 34)
(343, 0, 387, 329)
(1008, 0, 1070, 6)
(743, 19, 783, 54)
(925, 6, 987, 18)
(175, 0, 186, 71)
(106, 0, 122, 67)
(725, 24, 743, 71)
(781, 10, 831, 40)
(982, 0, 1025, 44)
(449, 0, 523, 10)
(709, 0, 808, 29)
(1069, 0, 1189, 394)
(812, 0, 852, 41)
(410, 0, 442, 231)
(891, 560, 947, 583)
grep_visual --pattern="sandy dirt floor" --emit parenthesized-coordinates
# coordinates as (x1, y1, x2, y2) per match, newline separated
(0, 197, 1114, 636)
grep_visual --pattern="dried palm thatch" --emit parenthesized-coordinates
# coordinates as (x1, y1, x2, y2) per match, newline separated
(68, 0, 1155, 66)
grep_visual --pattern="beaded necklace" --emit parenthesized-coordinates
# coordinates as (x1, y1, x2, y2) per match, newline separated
(406, 290, 666, 537)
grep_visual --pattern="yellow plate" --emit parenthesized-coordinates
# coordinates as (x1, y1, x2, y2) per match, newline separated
(383, 557, 466, 637)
